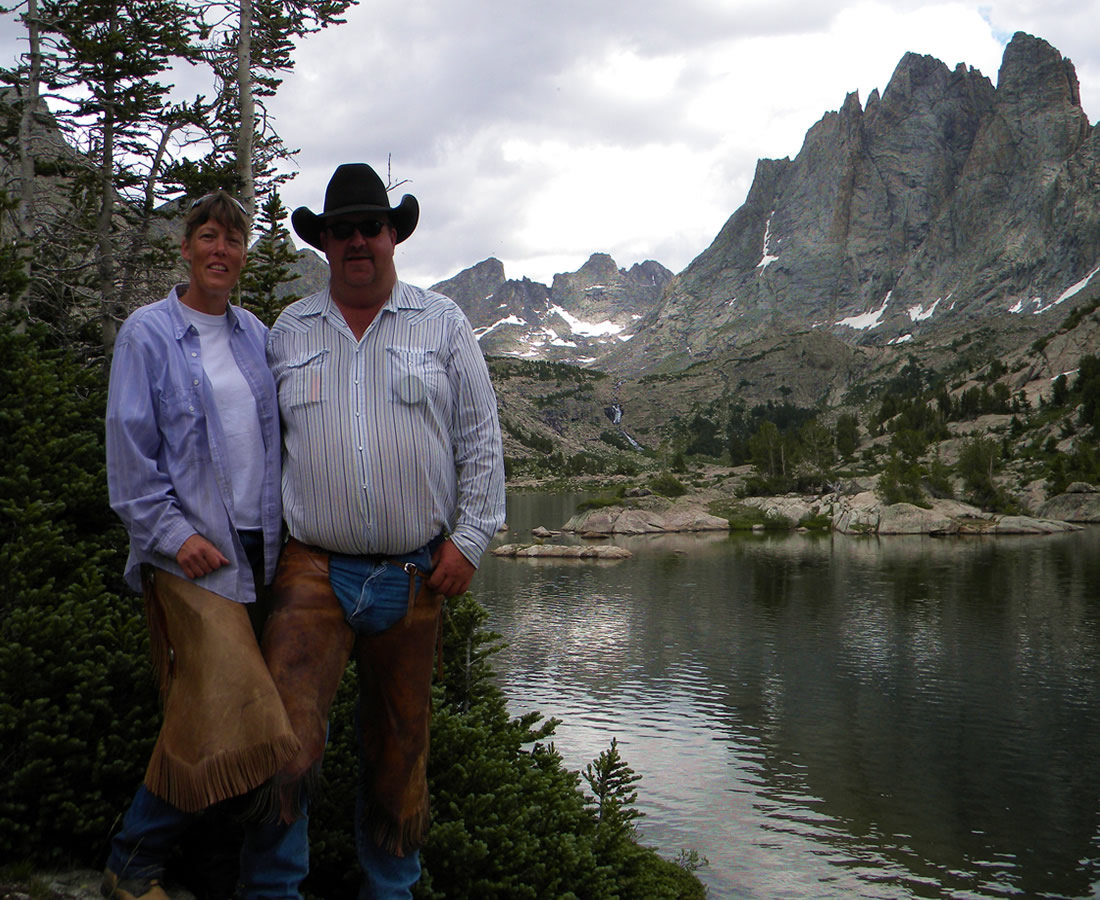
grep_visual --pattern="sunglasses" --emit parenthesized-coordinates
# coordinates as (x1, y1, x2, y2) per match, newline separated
(190, 192, 247, 215)
(327, 219, 386, 240)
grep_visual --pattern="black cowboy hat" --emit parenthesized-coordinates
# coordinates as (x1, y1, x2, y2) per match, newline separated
(291, 163, 419, 249)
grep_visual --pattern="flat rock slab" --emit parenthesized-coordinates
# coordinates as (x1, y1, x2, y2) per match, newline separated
(491, 543, 633, 559)
(562, 505, 729, 534)
(1037, 484, 1100, 522)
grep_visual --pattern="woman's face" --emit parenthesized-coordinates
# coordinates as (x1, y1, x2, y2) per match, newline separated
(180, 218, 247, 302)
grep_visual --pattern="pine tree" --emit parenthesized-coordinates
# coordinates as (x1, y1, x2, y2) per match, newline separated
(1, 0, 199, 350)
(584, 737, 642, 840)
(835, 411, 860, 458)
(238, 191, 299, 325)
(189, 0, 357, 212)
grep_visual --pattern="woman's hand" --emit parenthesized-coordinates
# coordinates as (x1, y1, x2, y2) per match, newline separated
(176, 534, 230, 579)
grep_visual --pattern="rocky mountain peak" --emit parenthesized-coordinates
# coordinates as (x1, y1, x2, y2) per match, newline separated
(435, 252, 671, 363)
(997, 31, 1083, 113)
(430, 257, 509, 327)
(554, 252, 620, 287)
(603, 32, 1099, 381)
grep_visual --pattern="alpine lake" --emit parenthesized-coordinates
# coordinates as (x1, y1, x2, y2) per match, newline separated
(468, 491, 1100, 900)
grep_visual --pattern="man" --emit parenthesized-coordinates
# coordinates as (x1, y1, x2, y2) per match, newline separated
(263, 163, 506, 899)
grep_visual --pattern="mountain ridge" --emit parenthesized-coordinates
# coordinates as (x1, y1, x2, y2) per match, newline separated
(429, 252, 672, 362)
(396, 33, 1097, 390)
(592, 32, 1099, 379)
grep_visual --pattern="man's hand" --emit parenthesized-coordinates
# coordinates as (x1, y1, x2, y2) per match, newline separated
(176, 534, 230, 579)
(428, 539, 476, 598)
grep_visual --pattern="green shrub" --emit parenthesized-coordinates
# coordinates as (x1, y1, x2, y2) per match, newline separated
(798, 513, 833, 532)
(0, 320, 156, 866)
(649, 473, 687, 498)
(577, 487, 626, 512)
(877, 452, 929, 507)
(711, 503, 787, 531)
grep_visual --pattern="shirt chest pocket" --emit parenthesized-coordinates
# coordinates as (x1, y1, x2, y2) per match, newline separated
(158, 387, 206, 459)
(283, 349, 328, 408)
(387, 347, 443, 406)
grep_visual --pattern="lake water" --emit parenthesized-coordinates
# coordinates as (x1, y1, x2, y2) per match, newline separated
(470, 492, 1100, 899)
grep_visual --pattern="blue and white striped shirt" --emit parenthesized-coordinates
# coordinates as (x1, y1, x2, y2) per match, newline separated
(268, 281, 505, 566)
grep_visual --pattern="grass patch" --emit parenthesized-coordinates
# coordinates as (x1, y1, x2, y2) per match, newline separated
(710, 502, 793, 531)
(576, 485, 627, 512)
(0, 866, 53, 900)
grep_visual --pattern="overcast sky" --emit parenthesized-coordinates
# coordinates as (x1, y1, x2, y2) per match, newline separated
(4, 1, 1100, 289)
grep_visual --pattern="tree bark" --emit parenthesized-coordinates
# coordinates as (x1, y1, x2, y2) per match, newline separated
(98, 10, 119, 354)
(14, 0, 41, 319)
(236, 0, 255, 216)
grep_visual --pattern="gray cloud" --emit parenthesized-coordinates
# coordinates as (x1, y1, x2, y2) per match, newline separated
(3, 1, 1099, 289)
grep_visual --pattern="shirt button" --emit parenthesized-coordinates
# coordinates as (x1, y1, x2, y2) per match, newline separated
(193, 379, 200, 386)
(191, 352, 197, 357)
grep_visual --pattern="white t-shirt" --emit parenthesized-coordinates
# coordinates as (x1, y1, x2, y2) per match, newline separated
(184, 305, 265, 531)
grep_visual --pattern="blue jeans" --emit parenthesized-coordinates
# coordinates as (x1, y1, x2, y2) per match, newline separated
(328, 543, 434, 637)
(107, 786, 308, 900)
(329, 543, 435, 899)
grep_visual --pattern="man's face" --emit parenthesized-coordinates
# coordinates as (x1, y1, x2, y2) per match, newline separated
(320, 215, 398, 303)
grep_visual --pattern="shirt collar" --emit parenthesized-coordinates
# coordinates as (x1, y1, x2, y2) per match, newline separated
(167, 283, 243, 339)
(166, 285, 192, 340)
(303, 280, 426, 324)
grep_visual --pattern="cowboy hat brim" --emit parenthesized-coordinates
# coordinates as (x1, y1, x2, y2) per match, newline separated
(292, 194, 419, 250)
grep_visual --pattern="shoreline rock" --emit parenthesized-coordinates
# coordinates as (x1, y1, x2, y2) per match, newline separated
(745, 491, 1082, 535)
(530, 525, 561, 537)
(549, 489, 1086, 538)
(1036, 482, 1100, 522)
(491, 543, 633, 559)
(561, 504, 729, 535)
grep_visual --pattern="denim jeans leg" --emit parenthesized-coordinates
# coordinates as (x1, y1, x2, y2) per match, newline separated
(350, 553, 427, 900)
(238, 812, 309, 900)
(355, 793, 421, 900)
(354, 678, 423, 900)
(107, 785, 197, 880)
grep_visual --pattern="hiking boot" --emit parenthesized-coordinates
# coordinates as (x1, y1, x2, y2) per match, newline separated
(100, 869, 171, 900)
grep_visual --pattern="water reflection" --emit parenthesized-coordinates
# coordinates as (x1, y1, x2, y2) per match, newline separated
(472, 494, 1100, 899)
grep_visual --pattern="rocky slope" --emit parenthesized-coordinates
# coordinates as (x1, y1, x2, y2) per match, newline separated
(424, 32, 1100, 449)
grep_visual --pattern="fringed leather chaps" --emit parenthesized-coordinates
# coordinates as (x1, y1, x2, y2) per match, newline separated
(355, 565, 444, 856)
(141, 566, 301, 813)
(260, 539, 356, 824)
(261, 538, 443, 857)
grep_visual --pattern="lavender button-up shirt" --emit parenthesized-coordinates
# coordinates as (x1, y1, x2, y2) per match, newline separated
(105, 286, 282, 603)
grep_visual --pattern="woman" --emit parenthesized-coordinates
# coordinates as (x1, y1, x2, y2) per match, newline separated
(103, 192, 301, 900)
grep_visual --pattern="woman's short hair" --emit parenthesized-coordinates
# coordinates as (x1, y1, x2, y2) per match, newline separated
(183, 191, 249, 243)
